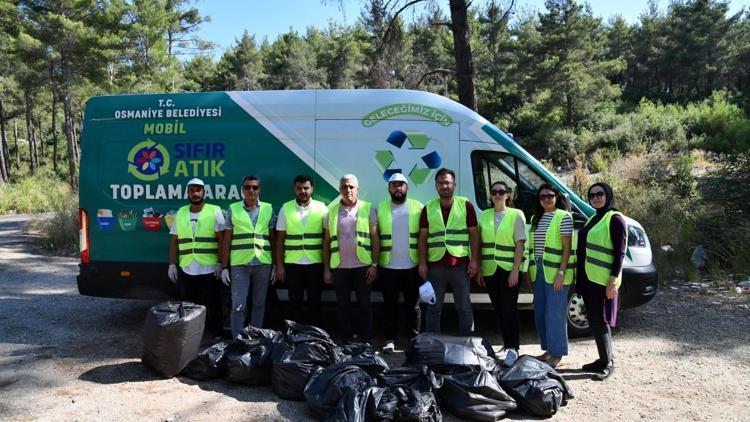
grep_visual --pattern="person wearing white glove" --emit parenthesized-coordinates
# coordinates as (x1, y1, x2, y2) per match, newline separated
(221, 176, 277, 337)
(168, 178, 226, 337)
(167, 264, 179, 283)
(221, 268, 231, 286)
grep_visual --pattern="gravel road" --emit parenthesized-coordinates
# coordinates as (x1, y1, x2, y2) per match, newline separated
(1, 214, 748, 421)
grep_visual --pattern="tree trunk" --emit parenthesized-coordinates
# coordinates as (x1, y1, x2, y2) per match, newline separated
(24, 92, 36, 174)
(449, 0, 477, 111)
(37, 119, 45, 163)
(13, 119, 20, 169)
(0, 98, 9, 182)
(61, 51, 78, 191)
(51, 90, 59, 172)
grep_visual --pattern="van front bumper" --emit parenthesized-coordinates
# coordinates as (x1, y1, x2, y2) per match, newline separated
(619, 262, 659, 308)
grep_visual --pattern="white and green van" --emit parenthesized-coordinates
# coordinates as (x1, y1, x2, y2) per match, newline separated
(78, 89, 658, 334)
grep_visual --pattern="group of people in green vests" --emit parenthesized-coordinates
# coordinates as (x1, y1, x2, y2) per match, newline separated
(167, 168, 626, 381)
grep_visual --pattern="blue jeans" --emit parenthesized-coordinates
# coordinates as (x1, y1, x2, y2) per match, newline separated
(230, 264, 271, 336)
(533, 258, 569, 356)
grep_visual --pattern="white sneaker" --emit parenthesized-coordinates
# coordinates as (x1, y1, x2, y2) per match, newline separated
(382, 341, 396, 354)
(504, 348, 519, 366)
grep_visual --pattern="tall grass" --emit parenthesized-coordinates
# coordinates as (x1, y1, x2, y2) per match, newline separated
(0, 172, 75, 214)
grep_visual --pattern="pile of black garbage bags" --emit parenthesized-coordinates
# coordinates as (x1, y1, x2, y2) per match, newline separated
(141, 302, 574, 421)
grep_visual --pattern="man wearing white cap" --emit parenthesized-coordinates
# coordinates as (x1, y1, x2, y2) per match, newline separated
(168, 177, 226, 336)
(376, 173, 424, 353)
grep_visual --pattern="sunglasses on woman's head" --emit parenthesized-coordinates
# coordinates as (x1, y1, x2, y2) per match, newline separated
(588, 191, 605, 199)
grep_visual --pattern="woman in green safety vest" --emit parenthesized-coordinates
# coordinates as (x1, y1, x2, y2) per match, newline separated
(527, 183, 574, 369)
(478, 181, 527, 366)
(576, 182, 627, 380)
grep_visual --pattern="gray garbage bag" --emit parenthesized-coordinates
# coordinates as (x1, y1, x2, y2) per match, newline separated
(367, 365, 443, 421)
(497, 355, 574, 417)
(141, 301, 205, 378)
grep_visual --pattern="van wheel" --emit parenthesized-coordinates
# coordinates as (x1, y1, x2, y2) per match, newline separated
(567, 291, 591, 337)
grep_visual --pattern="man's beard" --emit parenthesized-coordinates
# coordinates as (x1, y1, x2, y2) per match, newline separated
(389, 191, 406, 203)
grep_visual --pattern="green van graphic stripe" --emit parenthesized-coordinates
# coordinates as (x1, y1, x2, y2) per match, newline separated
(226, 91, 339, 191)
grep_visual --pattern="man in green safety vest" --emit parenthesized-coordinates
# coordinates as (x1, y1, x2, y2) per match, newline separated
(168, 177, 226, 336)
(376, 172, 424, 353)
(220, 175, 276, 337)
(417, 168, 480, 336)
(323, 174, 379, 344)
(274, 175, 328, 326)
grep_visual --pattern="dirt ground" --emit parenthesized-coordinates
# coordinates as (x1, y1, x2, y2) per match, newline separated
(1, 214, 748, 421)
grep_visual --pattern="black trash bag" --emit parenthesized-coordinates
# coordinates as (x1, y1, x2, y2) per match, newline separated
(272, 320, 339, 401)
(304, 363, 376, 420)
(283, 319, 333, 341)
(367, 385, 442, 422)
(367, 366, 443, 421)
(225, 338, 275, 386)
(238, 325, 280, 342)
(335, 342, 374, 360)
(378, 365, 443, 390)
(405, 334, 498, 372)
(223, 325, 280, 386)
(141, 301, 206, 378)
(497, 355, 574, 417)
(438, 367, 517, 421)
(181, 341, 229, 380)
(338, 355, 389, 378)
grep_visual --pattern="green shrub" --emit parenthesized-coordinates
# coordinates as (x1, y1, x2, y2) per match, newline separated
(0, 174, 75, 214)
(588, 149, 608, 173)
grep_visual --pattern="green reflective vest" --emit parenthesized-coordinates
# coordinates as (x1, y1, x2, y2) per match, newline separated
(479, 207, 526, 276)
(229, 201, 273, 265)
(377, 198, 423, 266)
(426, 196, 470, 262)
(176, 203, 220, 267)
(585, 210, 627, 288)
(328, 200, 373, 268)
(528, 209, 576, 285)
(282, 199, 326, 264)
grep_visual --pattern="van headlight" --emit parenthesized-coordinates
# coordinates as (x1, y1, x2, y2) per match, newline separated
(628, 225, 647, 247)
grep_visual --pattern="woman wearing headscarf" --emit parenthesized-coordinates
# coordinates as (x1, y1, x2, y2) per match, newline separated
(527, 183, 574, 368)
(478, 181, 527, 366)
(577, 182, 627, 380)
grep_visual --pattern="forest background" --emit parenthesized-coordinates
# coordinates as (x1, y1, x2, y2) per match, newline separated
(0, 0, 748, 282)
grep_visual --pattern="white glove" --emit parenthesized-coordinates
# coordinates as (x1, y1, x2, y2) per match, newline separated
(214, 263, 223, 279)
(269, 265, 276, 284)
(221, 268, 231, 286)
(167, 264, 178, 283)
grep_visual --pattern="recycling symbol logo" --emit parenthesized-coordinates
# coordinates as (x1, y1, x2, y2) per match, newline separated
(374, 130, 442, 185)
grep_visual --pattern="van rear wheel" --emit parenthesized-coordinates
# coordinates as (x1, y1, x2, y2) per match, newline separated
(567, 291, 591, 337)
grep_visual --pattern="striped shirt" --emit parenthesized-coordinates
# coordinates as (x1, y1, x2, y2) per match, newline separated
(533, 211, 573, 259)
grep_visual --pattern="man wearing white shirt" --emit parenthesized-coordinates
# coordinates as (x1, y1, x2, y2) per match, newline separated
(168, 178, 226, 336)
(376, 173, 424, 353)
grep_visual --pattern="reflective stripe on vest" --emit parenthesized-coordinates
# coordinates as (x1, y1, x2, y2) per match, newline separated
(328, 201, 373, 268)
(426, 196, 470, 261)
(527, 209, 576, 284)
(479, 207, 526, 276)
(585, 210, 627, 288)
(229, 201, 272, 265)
(176, 203, 220, 267)
(282, 199, 325, 264)
(377, 198, 423, 266)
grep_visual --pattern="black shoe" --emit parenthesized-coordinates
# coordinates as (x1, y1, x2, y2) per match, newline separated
(593, 362, 614, 380)
(582, 359, 604, 372)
